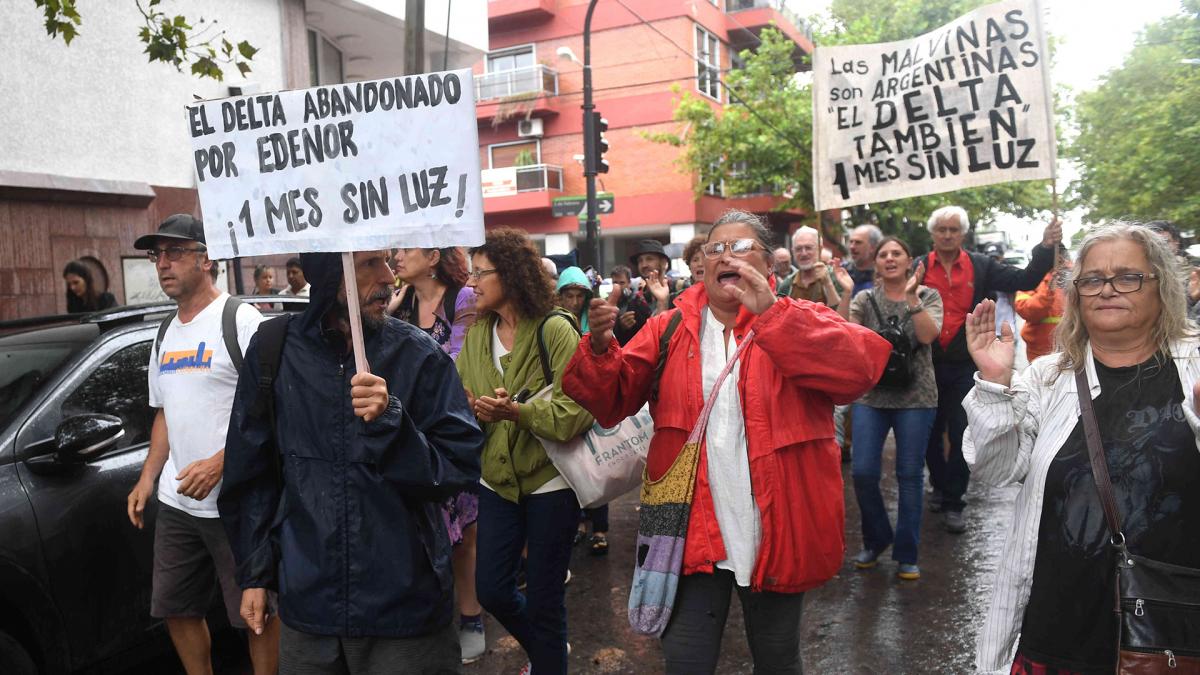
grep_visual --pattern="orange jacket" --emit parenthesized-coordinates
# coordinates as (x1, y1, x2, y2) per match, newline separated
(1015, 271, 1064, 362)
(562, 284, 890, 593)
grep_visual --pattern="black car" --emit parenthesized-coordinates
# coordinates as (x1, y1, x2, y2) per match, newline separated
(0, 297, 306, 674)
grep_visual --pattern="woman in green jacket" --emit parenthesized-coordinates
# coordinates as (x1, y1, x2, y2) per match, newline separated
(457, 228, 593, 675)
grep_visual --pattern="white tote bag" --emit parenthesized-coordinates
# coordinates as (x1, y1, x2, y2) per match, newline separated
(531, 385, 653, 508)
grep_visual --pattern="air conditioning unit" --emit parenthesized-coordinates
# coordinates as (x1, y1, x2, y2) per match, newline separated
(517, 118, 544, 138)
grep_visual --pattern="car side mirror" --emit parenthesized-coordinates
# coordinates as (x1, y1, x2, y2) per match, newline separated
(54, 413, 125, 462)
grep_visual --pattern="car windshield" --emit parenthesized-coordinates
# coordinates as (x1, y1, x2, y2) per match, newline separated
(0, 343, 78, 427)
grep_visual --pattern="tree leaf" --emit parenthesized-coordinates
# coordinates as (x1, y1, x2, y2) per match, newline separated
(237, 40, 258, 60)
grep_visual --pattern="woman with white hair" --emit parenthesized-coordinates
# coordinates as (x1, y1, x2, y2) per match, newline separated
(962, 223, 1200, 673)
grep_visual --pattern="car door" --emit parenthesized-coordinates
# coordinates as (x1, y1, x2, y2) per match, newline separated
(13, 328, 159, 670)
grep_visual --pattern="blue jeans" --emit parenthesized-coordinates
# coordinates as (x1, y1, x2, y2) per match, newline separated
(851, 404, 936, 565)
(476, 487, 578, 675)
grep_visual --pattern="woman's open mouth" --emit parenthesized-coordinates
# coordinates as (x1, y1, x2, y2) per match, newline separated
(717, 271, 741, 286)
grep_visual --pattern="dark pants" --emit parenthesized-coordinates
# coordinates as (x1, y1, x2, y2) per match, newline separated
(925, 360, 977, 513)
(277, 621, 459, 675)
(582, 505, 609, 532)
(660, 570, 804, 675)
(852, 405, 936, 564)
(476, 487, 578, 675)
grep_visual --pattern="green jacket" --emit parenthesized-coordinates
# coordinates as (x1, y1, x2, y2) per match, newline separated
(456, 310, 595, 502)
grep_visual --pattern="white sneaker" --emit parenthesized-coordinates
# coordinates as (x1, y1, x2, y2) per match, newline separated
(459, 622, 485, 664)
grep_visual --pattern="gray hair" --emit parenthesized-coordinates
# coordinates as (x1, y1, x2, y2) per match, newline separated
(1054, 222, 1194, 376)
(710, 209, 773, 263)
(791, 226, 819, 247)
(853, 224, 884, 249)
(927, 206, 970, 233)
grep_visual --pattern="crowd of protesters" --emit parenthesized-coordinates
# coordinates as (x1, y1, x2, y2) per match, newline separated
(114, 203, 1200, 675)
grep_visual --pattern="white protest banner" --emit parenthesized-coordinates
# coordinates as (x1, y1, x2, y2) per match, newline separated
(812, 0, 1055, 210)
(185, 68, 484, 259)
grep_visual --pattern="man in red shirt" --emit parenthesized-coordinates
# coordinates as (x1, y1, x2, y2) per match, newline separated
(920, 206, 1061, 533)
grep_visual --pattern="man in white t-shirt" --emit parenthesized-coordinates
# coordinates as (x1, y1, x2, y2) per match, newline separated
(124, 214, 275, 674)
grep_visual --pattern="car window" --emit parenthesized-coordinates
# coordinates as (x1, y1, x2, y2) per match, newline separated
(60, 341, 154, 450)
(0, 343, 77, 428)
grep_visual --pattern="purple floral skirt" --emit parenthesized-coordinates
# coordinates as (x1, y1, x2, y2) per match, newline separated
(441, 491, 479, 546)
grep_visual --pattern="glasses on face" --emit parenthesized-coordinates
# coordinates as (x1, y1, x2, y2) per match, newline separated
(147, 245, 206, 262)
(701, 239, 761, 259)
(469, 268, 498, 282)
(1073, 272, 1158, 296)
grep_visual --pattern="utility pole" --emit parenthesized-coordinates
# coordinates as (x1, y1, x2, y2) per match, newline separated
(582, 0, 602, 272)
(405, 0, 425, 76)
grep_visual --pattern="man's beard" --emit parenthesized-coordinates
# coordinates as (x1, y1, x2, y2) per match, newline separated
(340, 289, 391, 329)
(797, 262, 815, 272)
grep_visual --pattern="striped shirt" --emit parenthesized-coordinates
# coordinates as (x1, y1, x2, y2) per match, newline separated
(962, 338, 1200, 674)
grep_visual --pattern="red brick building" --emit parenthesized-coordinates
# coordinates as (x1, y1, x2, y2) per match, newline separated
(475, 0, 813, 269)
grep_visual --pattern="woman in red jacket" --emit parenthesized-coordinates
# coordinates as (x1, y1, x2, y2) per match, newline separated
(563, 209, 890, 674)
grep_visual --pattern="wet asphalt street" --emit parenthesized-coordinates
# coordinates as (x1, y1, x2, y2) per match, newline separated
(464, 441, 1019, 675)
(132, 437, 1018, 674)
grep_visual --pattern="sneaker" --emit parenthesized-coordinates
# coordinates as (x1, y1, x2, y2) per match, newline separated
(928, 489, 945, 514)
(459, 622, 485, 664)
(853, 548, 885, 569)
(944, 510, 966, 534)
(897, 563, 921, 580)
(589, 533, 609, 557)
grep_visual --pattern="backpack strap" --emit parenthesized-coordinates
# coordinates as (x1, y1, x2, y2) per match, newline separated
(649, 309, 683, 403)
(534, 310, 581, 387)
(153, 309, 178, 362)
(222, 296, 245, 373)
(250, 314, 291, 483)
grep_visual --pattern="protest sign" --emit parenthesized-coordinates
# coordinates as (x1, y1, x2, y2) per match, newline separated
(185, 68, 485, 259)
(812, 0, 1055, 210)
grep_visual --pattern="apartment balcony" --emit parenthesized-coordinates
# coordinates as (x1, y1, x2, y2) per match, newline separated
(726, 0, 814, 69)
(475, 65, 560, 123)
(482, 164, 564, 214)
(488, 0, 556, 29)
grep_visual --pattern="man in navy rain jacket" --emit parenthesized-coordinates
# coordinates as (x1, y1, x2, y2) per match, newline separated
(219, 250, 482, 673)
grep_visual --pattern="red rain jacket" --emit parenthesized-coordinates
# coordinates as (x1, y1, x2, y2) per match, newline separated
(563, 284, 890, 593)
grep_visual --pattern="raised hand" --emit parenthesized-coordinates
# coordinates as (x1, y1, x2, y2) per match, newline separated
(965, 299, 1015, 387)
(726, 259, 777, 315)
(1042, 217, 1063, 248)
(588, 294, 619, 354)
(832, 262, 853, 292)
(645, 271, 670, 309)
(906, 261, 926, 300)
(811, 261, 829, 283)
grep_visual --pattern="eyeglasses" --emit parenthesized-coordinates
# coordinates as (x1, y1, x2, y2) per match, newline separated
(1073, 272, 1158, 296)
(469, 268, 498, 281)
(701, 239, 761, 259)
(147, 245, 206, 262)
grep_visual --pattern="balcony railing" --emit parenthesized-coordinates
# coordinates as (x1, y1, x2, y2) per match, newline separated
(475, 65, 559, 102)
(726, 0, 813, 41)
(481, 164, 564, 197)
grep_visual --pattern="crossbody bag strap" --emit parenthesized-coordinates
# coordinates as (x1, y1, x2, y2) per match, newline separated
(865, 290, 887, 327)
(1074, 368, 1130, 555)
(687, 329, 755, 445)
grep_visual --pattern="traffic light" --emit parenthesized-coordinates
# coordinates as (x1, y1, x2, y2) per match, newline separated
(590, 111, 609, 174)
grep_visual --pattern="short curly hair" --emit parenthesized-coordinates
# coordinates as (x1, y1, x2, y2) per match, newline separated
(469, 228, 556, 320)
(682, 235, 707, 265)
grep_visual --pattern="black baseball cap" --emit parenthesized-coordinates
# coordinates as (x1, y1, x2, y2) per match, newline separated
(629, 239, 670, 268)
(134, 214, 207, 250)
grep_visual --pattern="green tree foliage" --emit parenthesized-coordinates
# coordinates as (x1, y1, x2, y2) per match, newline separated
(1070, 2, 1200, 227)
(651, 0, 1056, 252)
(33, 0, 257, 81)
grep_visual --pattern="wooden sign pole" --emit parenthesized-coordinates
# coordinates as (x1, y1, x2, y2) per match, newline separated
(341, 251, 369, 374)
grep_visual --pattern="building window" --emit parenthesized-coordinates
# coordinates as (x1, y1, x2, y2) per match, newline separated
(489, 140, 540, 169)
(487, 46, 535, 75)
(308, 29, 344, 85)
(695, 26, 721, 100)
(703, 161, 724, 197)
